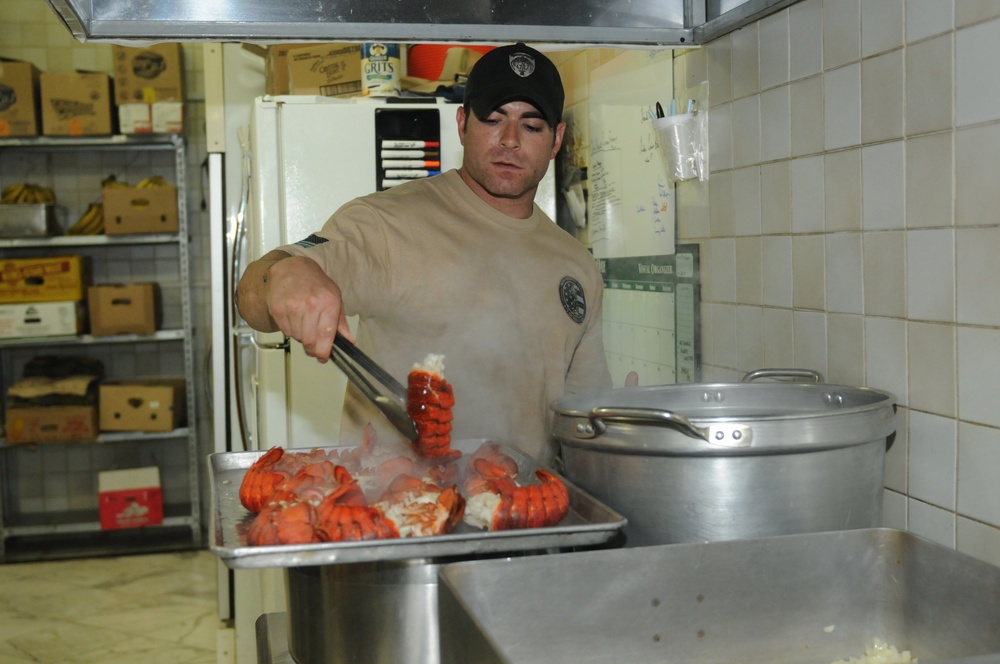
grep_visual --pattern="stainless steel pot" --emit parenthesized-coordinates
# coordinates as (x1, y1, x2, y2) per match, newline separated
(551, 370, 896, 547)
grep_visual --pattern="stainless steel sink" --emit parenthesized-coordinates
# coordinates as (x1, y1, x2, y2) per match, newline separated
(438, 528, 1000, 664)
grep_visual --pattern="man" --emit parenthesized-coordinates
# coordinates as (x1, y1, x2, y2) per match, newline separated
(237, 43, 611, 464)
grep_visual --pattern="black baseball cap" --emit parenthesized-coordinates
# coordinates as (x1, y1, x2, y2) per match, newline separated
(463, 43, 564, 126)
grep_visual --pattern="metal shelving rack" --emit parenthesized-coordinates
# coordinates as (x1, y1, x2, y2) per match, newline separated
(0, 134, 202, 561)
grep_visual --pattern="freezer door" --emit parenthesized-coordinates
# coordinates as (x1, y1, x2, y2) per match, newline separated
(248, 97, 463, 449)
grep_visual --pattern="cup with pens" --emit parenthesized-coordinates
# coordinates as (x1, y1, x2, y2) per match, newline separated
(652, 98, 707, 182)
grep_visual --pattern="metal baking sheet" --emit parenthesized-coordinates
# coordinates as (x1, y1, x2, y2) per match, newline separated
(209, 439, 626, 569)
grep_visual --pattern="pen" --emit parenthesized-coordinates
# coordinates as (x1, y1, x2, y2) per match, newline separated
(668, 99, 677, 116)
(380, 150, 439, 159)
(381, 140, 440, 149)
(686, 99, 695, 113)
(381, 160, 441, 168)
(383, 169, 441, 178)
(655, 102, 665, 119)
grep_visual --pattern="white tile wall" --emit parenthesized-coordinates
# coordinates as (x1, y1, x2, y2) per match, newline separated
(677, 3, 1000, 564)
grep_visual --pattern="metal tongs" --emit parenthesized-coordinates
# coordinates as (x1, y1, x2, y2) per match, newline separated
(330, 334, 418, 441)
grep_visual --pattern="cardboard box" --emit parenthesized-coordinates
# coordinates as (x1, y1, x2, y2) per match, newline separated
(102, 183, 178, 235)
(118, 102, 152, 134)
(87, 283, 157, 336)
(263, 43, 313, 95)
(0, 58, 41, 137)
(151, 101, 183, 133)
(40, 71, 113, 136)
(98, 466, 163, 530)
(0, 255, 88, 304)
(112, 44, 184, 105)
(5, 404, 97, 444)
(0, 300, 84, 339)
(288, 43, 362, 97)
(99, 378, 186, 432)
(0, 203, 60, 238)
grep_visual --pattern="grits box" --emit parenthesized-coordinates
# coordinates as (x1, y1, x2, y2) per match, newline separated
(102, 183, 178, 234)
(4, 404, 98, 444)
(39, 71, 113, 136)
(0, 255, 89, 304)
(98, 466, 163, 530)
(0, 58, 41, 137)
(112, 44, 184, 105)
(0, 300, 84, 339)
(287, 43, 362, 97)
(87, 283, 158, 336)
(99, 378, 186, 432)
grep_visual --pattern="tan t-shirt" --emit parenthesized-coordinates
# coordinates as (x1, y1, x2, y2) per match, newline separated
(280, 169, 611, 465)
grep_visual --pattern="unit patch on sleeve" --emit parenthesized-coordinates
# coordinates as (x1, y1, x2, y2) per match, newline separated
(558, 276, 586, 324)
(294, 233, 329, 248)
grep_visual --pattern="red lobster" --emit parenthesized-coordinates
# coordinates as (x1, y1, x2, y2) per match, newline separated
(314, 471, 400, 541)
(407, 354, 460, 460)
(239, 446, 341, 513)
(463, 458, 571, 531)
(374, 474, 466, 537)
(248, 465, 399, 544)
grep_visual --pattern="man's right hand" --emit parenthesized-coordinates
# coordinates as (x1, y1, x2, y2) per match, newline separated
(236, 250, 352, 362)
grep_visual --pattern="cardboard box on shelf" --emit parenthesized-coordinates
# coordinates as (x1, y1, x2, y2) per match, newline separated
(0, 58, 41, 137)
(263, 43, 313, 95)
(118, 102, 152, 134)
(87, 282, 158, 336)
(99, 378, 186, 433)
(0, 300, 84, 339)
(102, 182, 178, 235)
(98, 466, 163, 530)
(4, 404, 98, 444)
(0, 255, 89, 304)
(288, 43, 362, 97)
(39, 71, 113, 136)
(151, 101, 184, 133)
(112, 43, 184, 105)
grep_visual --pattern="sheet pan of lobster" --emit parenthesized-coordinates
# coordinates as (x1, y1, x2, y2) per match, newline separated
(209, 437, 626, 569)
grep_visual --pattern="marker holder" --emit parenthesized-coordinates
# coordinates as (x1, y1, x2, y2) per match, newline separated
(652, 111, 709, 182)
(374, 106, 442, 191)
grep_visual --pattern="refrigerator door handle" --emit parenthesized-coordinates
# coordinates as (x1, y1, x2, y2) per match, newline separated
(232, 331, 253, 451)
(231, 128, 254, 451)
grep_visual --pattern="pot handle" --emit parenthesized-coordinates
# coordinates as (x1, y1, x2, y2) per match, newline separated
(742, 368, 824, 383)
(585, 407, 753, 447)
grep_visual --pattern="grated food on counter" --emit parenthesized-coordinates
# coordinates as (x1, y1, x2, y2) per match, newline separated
(831, 638, 916, 664)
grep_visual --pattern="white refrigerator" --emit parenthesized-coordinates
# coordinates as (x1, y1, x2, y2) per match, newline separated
(218, 91, 557, 660)
(230, 95, 468, 660)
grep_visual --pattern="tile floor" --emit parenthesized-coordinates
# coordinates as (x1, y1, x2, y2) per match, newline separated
(0, 549, 235, 664)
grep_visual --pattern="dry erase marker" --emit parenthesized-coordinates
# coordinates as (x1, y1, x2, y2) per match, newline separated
(384, 169, 441, 178)
(382, 179, 418, 187)
(380, 150, 439, 159)
(381, 140, 440, 149)
(381, 160, 441, 168)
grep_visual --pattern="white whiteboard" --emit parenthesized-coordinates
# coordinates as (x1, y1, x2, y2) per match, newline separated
(588, 50, 675, 259)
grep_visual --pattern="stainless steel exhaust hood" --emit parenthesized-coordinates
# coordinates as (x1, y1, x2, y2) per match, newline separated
(44, 0, 798, 46)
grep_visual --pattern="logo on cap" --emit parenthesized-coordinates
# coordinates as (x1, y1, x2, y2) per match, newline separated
(509, 53, 536, 78)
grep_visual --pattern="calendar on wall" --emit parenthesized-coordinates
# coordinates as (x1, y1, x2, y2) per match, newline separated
(600, 244, 699, 387)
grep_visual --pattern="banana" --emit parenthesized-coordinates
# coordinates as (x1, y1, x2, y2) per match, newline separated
(1, 183, 56, 204)
(102, 174, 130, 189)
(67, 202, 104, 235)
(2, 183, 26, 203)
(136, 176, 169, 188)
